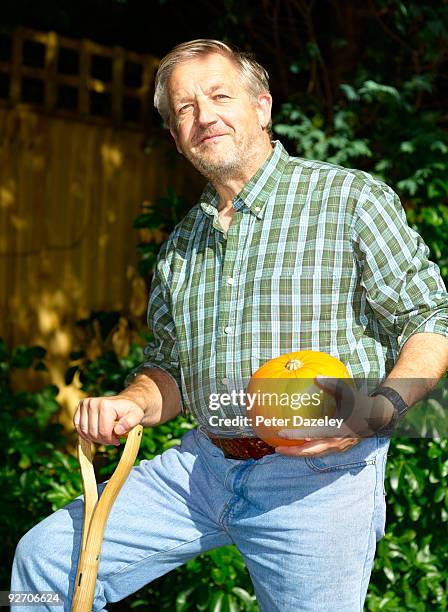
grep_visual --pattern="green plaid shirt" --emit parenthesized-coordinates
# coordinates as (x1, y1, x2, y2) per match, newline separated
(130, 141, 448, 436)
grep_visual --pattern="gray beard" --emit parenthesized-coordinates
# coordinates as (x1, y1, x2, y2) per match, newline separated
(190, 154, 242, 182)
(185, 140, 259, 183)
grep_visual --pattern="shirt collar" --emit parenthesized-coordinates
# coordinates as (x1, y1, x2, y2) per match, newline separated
(199, 140, 289, 220)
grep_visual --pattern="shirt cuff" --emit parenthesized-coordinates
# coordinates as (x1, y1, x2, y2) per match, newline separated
(124, 362, 188, 415)
(398, 315, 448, 352)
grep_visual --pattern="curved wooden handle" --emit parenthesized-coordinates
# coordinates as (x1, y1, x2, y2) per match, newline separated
(71, 425, 143, 612)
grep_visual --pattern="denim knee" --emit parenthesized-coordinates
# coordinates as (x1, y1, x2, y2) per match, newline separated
(14, 520, 49, 574)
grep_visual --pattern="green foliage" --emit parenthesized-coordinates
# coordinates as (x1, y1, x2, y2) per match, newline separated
(406, 205, 448, 283)
(66, 310, 152, 395)
(134, 188, 193, 278)
(0, 340, 81, 588)
(274, 77, 448, 200)
(367, 439, 448, 611)
(274, 104, 373, 167)
(270, 5, 448, 295)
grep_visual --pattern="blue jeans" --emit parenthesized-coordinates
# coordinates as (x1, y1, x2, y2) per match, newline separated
(11, 427, 389, 611)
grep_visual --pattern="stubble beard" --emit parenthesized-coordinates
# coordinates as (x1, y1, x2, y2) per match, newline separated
(185, 133, 260, 183)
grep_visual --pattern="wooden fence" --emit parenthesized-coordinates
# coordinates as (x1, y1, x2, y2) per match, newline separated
(0, 27, 159, 128)
(0, 30, 204, 415)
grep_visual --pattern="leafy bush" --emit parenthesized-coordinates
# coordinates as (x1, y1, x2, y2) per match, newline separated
(274, 78, 448, 205)
(66, 310, 149, 396)
(133, 188, 193, 278)
(0, 340, 81, 589)
(367, 439, 448, 611)
(407, 205, 448, 284)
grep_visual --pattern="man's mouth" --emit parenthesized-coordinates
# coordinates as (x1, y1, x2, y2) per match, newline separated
(200, 133, 227, 144)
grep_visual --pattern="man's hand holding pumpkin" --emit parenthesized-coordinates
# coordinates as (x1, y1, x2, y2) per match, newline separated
(274, 375, 394, 457)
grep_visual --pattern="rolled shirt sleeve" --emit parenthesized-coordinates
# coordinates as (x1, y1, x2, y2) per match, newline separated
(124, 241, 186, 413)
(351, 182, 448, 353)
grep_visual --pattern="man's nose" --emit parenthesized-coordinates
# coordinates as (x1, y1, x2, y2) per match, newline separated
(195, 100, 218, 126)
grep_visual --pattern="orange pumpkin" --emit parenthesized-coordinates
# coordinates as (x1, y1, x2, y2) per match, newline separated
(246, 351, 352, 447)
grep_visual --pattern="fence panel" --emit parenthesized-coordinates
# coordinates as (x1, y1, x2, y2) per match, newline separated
(0, 28, 204, 406)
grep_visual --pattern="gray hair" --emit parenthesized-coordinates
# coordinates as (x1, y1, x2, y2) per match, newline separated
(154, 39, 271, 134)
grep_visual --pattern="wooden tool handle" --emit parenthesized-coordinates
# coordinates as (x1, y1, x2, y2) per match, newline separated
(71, 425, 143, 612)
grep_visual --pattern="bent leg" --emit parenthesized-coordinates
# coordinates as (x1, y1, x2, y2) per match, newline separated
(11, 429, 233, 611)
(225, 438, 388, 612)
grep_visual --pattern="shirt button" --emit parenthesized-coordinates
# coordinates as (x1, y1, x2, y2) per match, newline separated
(222, 377, 229, 385)
(226, 277, 234, 285)
(254, 206, 261, 212)
(224, 326, 232, 335)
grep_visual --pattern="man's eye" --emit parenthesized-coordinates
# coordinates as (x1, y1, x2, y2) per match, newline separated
(178, 104, 193, 114)
(214, 95, 229, 100)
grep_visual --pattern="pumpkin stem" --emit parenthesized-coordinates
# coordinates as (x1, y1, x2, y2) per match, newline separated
(285, 359, 303, 371)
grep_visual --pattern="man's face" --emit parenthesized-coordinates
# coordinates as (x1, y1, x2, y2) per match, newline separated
(168, 53, 272, 181)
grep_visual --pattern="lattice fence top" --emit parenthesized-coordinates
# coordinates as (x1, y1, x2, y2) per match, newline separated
(0, 28, 160, 128)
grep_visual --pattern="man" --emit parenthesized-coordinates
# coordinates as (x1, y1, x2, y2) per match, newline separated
(12, 40, 448, 611)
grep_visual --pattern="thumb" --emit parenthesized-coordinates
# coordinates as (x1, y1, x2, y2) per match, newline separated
(315, 375, 341, 397)
(315, 376, 356, 421)
(113, 407, 143, 436)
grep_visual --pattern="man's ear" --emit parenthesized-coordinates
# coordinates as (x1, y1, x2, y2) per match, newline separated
(255, 92, 273, 131)
(170, 127, 183, 155)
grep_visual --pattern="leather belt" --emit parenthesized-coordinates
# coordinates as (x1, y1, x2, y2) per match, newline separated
(205, 432, 276, 460)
